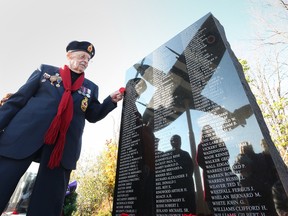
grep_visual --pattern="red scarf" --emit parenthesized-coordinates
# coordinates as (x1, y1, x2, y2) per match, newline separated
(44, 65, 84, 169)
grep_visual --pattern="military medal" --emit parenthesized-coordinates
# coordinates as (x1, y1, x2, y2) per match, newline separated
(41, 73, 51, 82)
(56, 77, 62, 87)
(78, 86, 85, 95)
(86, 89, 91, 98)
(81, 97, 88, 112)
(78, 86, 91, 98)
(49, 73, 62, 87)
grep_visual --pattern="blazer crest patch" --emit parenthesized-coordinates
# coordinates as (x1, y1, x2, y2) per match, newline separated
(81, 97, 88, 112)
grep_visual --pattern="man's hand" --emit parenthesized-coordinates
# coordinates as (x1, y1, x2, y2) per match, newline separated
(0, 93, 13, 106)
(110, 88, 125, 103)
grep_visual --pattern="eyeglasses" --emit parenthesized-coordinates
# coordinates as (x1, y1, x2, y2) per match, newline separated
(71, 52, 92, 63)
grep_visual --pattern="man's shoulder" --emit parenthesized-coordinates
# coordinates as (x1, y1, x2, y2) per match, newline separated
(180, 149, 191, 157)
(38, 64, 59, 73)
(83, 77, 98, 89)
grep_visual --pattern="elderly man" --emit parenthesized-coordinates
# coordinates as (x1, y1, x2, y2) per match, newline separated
(0, 40, 123, 215)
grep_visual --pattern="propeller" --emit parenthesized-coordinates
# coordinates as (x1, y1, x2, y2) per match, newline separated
(133, 58, 146, 78)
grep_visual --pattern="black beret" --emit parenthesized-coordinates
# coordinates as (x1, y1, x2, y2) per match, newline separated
(66, 41, 95, 59)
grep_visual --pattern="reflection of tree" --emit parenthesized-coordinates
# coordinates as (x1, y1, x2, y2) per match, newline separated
(196, 125, 240, 215)
(233, 141, 278, 215)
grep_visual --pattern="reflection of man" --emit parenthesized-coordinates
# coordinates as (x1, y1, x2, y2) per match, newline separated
(196, 125, 240, 214)
(233, 141, 278, 215)
(165, 134, 196, 214)
(259, 139, 278, 183)
(272, 178, 288, 216)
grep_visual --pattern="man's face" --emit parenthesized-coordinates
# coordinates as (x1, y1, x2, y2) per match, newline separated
(170, 136, 181, 151)
(67, 51, 91, 73)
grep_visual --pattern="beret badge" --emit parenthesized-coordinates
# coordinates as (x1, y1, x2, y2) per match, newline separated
(87, 44, 93, 53)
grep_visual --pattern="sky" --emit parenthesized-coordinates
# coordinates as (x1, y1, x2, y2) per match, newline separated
(0, 0, 255, 158)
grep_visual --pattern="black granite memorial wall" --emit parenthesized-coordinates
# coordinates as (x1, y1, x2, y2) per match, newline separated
(112, 13, 288, 216)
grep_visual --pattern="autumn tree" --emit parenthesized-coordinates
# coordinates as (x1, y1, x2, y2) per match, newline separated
(71, 139, 118, 216)
(242, 0, 288, 165)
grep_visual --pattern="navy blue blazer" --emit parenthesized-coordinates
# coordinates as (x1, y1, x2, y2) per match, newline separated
(0, 64, 116, 169)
